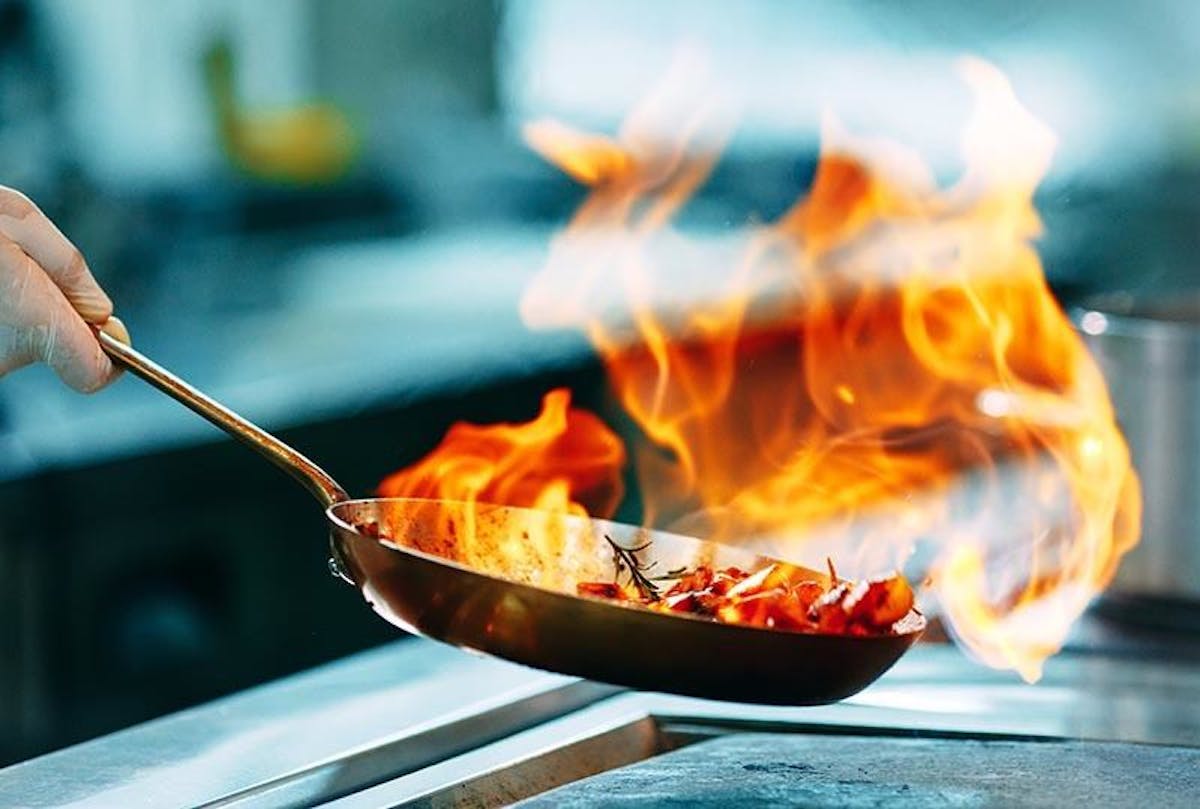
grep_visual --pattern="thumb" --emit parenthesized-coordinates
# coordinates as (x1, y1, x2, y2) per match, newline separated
(99, 315, 131, 347)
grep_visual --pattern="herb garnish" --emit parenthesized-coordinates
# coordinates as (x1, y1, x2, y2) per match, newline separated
(604, 534, 664, 601)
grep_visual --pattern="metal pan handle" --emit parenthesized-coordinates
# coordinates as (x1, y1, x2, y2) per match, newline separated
(96, 328, 350, 509)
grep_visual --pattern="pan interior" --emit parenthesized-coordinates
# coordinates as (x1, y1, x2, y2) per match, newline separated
(328, 498, 801, 599)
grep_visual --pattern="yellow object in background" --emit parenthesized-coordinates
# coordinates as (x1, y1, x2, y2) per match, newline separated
(204, 40, 358, 184)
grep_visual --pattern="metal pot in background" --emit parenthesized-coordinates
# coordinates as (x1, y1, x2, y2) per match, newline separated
(1076, 294, 1200, 603)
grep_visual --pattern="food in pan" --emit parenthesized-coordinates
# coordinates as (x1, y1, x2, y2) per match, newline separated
(356, 519, 914, 636)
(577, 536, 915, 636)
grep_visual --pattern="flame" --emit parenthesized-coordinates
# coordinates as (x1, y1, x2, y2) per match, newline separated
(512, 57, 1141, 681)
(378, 388, 625, 572)
(380, 58, 1139, 681)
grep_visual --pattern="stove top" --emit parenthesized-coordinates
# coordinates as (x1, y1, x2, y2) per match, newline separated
(2, 617, 1198, 808)
(520, 734, 1198, 808)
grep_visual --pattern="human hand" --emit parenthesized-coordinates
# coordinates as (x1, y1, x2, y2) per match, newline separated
(0, 185, 128, 392)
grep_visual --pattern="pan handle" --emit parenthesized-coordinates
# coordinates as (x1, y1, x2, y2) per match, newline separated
(96, 328, 350, 509)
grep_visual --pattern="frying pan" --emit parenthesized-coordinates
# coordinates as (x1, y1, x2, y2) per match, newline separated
(97, 330, 923, 705)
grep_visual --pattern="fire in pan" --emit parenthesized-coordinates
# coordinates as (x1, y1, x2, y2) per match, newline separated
(97, 330, 922, 705)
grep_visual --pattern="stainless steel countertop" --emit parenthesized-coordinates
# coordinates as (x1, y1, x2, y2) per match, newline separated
(2, 631, 1198, 808)
(0, 641, 610, 808)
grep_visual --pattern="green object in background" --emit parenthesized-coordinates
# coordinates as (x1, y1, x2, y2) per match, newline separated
(203, 39, 359, 185)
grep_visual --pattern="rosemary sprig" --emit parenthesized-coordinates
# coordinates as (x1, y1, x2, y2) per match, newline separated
(604, 534, 662, 601)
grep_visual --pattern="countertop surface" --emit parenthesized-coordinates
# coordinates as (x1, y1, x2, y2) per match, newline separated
(518, 733, 1200, 808)
(2, 621, 1198, 808)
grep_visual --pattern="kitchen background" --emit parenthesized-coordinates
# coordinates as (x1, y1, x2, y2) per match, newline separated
(0, 0, 1197, 765)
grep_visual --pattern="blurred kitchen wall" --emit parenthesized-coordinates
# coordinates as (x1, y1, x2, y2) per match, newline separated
(497, 0, 1200, 296)
(11, 0, 1199, 254)
(31, 0, 505, 207)
(36, 0, 308, 188)
(502, 0, 1200, 180)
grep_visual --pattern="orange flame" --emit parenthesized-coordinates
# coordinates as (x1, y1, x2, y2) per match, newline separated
(511, 57, 1141, 681)
(380, 58, 1139, 681)
(378, 388, 625, 570)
